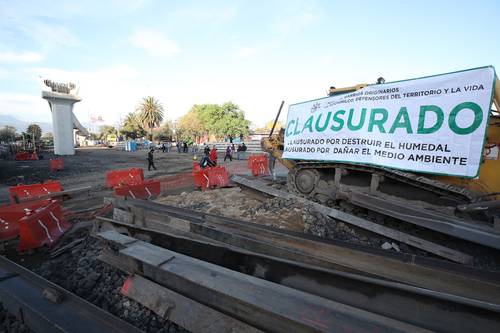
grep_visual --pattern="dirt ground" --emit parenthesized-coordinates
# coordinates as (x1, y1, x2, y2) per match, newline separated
(0, 147, 194, 204)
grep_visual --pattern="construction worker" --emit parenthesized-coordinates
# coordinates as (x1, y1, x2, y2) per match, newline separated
(147, 147, 157, 171)
(224, 144, 233, 162)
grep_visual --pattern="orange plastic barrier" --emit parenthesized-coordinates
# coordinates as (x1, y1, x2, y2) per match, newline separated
(15, 151, 38, 161)
(198, 166, 230, 190)
(9, 181, 63, 204)
(114, 179, 161, 199)
(193, 162, 205, 188)
(17, 201, 71, 251)
(106, 168, 144, 188)
(248, 155, 270, 177)
(50, 158, 64, 172)
(0, 199, 51, 241)
(194, 169, 208, 189)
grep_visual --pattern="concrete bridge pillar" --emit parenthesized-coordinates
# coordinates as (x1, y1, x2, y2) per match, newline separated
(42, 91, 81, 155)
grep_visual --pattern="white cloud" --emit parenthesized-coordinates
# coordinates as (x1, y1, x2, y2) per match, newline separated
(0, 93, 48, 121)
(0, 2, 80, 50)
(0, 51, 43, 63)
(0, 68, 8, 79)
(236, 46, 257, 58)
(129, 29, 180, 57)
(273, 1, 318, 37)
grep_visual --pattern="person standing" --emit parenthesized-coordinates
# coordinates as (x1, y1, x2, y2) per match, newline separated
(236, 144, 242, 160)
(224, 145, 233, 162)
(209, 145, 218, 166)
(147, 148, 157, 171)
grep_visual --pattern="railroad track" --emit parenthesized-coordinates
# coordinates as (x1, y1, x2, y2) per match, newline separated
(0, 255, 142, 333)
(100, 197, 500, 332)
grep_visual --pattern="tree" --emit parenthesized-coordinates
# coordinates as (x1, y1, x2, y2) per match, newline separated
(0, 125, 16, 143)
(98, 125, 117, 140)
(254, 119, 284, 133)
(213, 102, 250, 139)
(41, 132, 53, 143)
(153, 121, 174, 141)
(176, 107, 206, 142)
(185, 102, 250, 140)
(136, 96, 164, 140)
(26, 124, 42, 141)
(121, 112, 147, 139)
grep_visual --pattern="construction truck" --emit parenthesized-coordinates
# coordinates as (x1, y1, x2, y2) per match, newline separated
(263, 66, 500, 231)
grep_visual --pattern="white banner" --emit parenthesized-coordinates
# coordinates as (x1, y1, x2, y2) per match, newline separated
(283, 66, 496, 177)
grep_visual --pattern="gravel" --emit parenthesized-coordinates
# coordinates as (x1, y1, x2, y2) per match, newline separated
(0, 303, 31, 333)
(35, 230, 188, 333)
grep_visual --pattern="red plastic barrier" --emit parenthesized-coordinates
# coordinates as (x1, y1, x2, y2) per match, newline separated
(17, 201, 71, 251)
(0, 200, 51, 241)
(248, 155, 269, 177)
(50, 158, 64, 172)
(15, 151, 38, 161)
(9, 181, 63, 204)
(204, 166, 230, 190)
(193, 162, 205, 188)
(251, 157, 269, 177)
(195, 169, 210, 189)
(114, 179, 161, 199)
(106, 168, 144, 188)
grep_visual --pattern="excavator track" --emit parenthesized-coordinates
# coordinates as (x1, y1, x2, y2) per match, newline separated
(288, 162, 476, 204)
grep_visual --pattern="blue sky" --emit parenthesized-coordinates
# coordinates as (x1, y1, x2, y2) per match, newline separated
(0, 0, 499, 130)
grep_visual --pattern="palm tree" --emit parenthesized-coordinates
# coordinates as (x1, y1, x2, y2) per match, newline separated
(136, 96, 164, 140)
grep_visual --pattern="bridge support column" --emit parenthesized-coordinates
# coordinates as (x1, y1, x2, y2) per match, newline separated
(42, 91, 81, 155)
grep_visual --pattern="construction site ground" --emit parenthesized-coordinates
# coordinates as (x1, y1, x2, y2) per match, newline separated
(1, 147, 499, 333)
(0, 147, 290, 333)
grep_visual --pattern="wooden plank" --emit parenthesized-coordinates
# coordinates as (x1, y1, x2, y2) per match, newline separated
(231, 176, 472, 264)
(113, 208, 134, 224)
(123, 275, 263, 333)
(95, 216, 500, 332)
(96, 216, 212, 243)
(191, 219, 500, 305)
(109, 198, 500, 308)
(97, 230, 427, 333)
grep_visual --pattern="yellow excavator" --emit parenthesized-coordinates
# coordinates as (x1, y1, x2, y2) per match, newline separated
(262, 71, 500, 248)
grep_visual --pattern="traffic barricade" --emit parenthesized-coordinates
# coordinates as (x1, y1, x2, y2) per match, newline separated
(17, 201, 71, 251)
(251, 156, 269, 177)
(248, 155, 270, 177)
(114, 179, 161, 199)
(14, 151, 38, 161)
(204, 166, 230, 190)
(196, 169, 211, 189)
(9, 181, 63, 204)
(0, 199, 51, 241)
(193, 162, 206, 188)
(106, 168, 144, 188)
(50, 158, 64, 172)
(15, 152, 30, 161)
